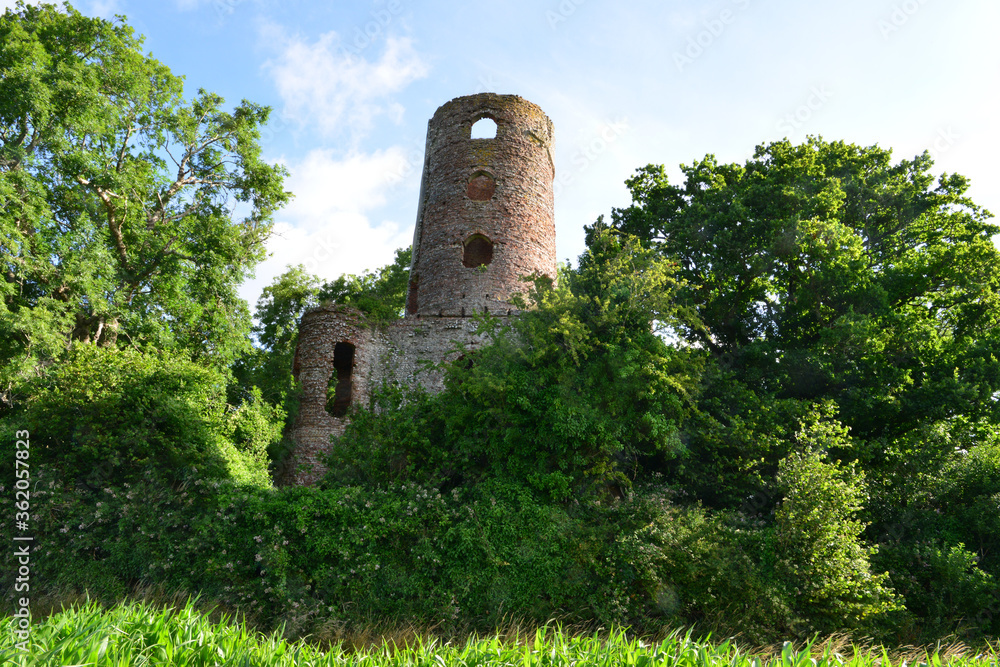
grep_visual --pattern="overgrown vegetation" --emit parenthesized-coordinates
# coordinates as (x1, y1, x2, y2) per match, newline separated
(230, 247, 413, 477)
(2, 1, 1000, 655)
(327, 233, 697, 500)
(4, 345, 278, 489)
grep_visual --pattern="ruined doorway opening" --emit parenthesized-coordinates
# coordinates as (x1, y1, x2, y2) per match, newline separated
(325, 342, 355, 418)
(463, 234, 494, 268)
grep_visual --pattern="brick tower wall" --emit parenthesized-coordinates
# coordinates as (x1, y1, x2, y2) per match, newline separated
(286, 305, 385, 486)
(406, 93, 556, 317)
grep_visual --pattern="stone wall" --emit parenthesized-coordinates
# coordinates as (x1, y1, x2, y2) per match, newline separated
(287, 309, 502, 485)
(382, 317, 504, 393)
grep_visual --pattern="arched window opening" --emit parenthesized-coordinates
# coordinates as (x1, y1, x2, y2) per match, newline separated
(466, 171, 495, 201)
(463, 234, 494, 268)
(325, 342, 355, 418)
(470, 116, 497, 139)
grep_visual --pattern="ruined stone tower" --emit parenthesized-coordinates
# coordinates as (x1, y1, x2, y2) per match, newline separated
(407, 94, 556, 317)
(287, 93, 556, 486)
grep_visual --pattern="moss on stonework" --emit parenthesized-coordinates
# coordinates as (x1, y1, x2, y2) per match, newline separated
(470, 141, 497, 162)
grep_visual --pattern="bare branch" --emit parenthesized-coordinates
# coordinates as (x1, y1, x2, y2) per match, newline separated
(164, 142, 181, 169)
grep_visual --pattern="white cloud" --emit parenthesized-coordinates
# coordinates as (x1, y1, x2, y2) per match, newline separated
(285, 147, 414, 218)
(262, 27, 429, 140)
(240, 147, 417, 306)
(243, 21, 429, 306)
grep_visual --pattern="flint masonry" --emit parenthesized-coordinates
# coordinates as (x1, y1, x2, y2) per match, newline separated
(287, 93, 557, 485)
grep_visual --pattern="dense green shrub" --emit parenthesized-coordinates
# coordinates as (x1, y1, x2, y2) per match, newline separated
(0, 345, 278, 487)
(868, 422, 1000, 640)
(773, 444, 897, 633)
(604, 421, 898, 644)
(876, 540, 996, 640)
(5, 445, 988, 645)
(5, 470, 661, 636)
(612, 487, 797, 642)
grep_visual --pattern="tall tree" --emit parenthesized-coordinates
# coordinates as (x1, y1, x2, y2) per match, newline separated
(0, 1, 290, 397)
(317, 246, 412, 323)
(612, 138, 1000, 442)
(609, 138, 1000, 509)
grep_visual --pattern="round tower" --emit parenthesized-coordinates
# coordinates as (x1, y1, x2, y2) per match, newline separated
(406, 93, 556, 317)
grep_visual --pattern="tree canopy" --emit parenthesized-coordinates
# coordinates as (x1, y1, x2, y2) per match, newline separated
(609, 137, 1000, 500)
(0, 1, 290, 397)
(603, 138, 1000, 636)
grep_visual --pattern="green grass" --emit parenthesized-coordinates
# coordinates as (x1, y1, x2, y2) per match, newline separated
(2, 598, 997, 666)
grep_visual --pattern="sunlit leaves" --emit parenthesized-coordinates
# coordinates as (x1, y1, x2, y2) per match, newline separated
(0, 3, 290, 391)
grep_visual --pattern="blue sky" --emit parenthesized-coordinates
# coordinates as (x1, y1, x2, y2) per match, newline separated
(7, 0, 999, 309)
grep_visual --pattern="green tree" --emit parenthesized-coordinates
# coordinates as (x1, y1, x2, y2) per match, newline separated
(231, 265, 322, 408)
(773, 420, 897, 632)
(611, 138, 1000, 639)
(610, 138, 1000, 505)
(611, 138, 999, 441)
(0, 1, 290, 397)
(317, 246, 412, 323)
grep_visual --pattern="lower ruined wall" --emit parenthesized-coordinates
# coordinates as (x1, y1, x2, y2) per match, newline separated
(287, 307, 506, 486)
(286, 305, 385, 486)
